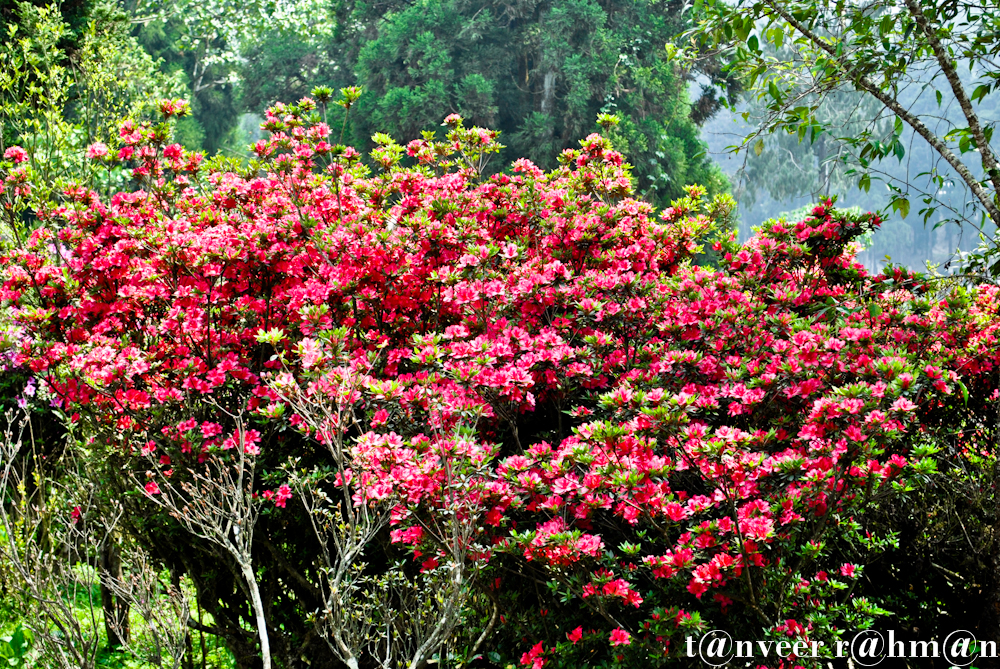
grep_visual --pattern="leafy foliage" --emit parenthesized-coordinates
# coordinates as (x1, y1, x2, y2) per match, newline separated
(128, 0, 332, 153)
(243, 0, 732, 206)
(0, 0, 185, 211)
(685, 0, 1000, 274)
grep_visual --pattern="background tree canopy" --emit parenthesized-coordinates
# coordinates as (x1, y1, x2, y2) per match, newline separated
(240, 0, 732, 205)
(8, 0, 729, 207)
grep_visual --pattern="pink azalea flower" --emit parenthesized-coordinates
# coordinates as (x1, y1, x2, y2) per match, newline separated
(86, 142, 108, 159)
(4, 146, 27, 163)
(609, 628, 631, 646)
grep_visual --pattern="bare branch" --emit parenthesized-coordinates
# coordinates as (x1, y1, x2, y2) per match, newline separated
(137, 409, 272, 669)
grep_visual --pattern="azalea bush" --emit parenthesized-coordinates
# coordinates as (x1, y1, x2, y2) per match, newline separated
(2, 92, 1000, 668)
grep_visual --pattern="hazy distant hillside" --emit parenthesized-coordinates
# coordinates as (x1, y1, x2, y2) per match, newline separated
(700, 88, 999, 274)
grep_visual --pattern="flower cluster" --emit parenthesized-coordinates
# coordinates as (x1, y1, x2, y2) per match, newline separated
(3, 97, 999, 667)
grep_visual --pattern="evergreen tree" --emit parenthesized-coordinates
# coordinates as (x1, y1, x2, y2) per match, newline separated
(242, 0, 730, 205)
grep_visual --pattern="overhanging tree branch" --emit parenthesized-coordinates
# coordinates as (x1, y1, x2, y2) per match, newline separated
(760, 0, 1000, 230)
(901, 0, 1000, 195)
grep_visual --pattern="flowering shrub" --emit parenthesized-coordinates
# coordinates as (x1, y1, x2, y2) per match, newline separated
(2, 95, 1000, 667)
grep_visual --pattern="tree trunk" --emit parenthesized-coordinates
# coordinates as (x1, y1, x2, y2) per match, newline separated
(540, 70, 557, 116)
(100, 541, 129, 648)
(241, 564, 271, 669)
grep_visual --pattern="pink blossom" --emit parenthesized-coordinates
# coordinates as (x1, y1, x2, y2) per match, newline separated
(890, 396, 918, 412)
(609, 628, 631, 646)
(158, 98, 190, 118)
(298, 338, 323, 369)
(520, 641, 545, 669)
(1, 101, 998, 666)
(86, 143, 108, 159)
(274, 484, 293, 508)
(4, 146, 27, 163)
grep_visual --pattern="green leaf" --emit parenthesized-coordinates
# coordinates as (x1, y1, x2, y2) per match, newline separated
(879, 14, 894, 35)
(768, 80, 781, 102)
(256, 327, 286, 344)
(867, 303, 882, 318)
(772, 27, 784, 48)
(895, 197, 910, 218)
(958, 380, 969, 404)
(754, 138, 764, 156)
(893, 140, 905, 161)
(735, 17, 752, 41)
(971, 84, 991, 104)
(618, 541, 642, 554)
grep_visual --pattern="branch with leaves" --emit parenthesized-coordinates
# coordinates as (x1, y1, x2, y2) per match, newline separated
(685, 0, 1000, 271)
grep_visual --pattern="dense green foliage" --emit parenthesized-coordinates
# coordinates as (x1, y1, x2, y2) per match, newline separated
(4, 0, 729, 206)
(0, 1, 184, 212)
(133, 14, 238, 153)
(0, 0, 98, 49)
(239, 0, 730, 205)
